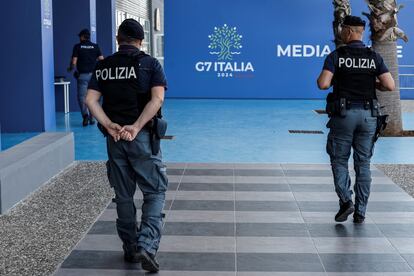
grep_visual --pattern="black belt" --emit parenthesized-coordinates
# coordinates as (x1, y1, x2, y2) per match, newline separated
(346, 100, 372, 109)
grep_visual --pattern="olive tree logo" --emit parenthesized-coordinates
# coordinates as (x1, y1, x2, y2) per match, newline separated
(208, 24, 242, 60)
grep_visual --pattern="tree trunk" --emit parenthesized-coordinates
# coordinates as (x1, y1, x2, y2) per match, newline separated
(372, 41, 403, 135)
(365, 0, 408, 135)
(332, 0, 351, 48)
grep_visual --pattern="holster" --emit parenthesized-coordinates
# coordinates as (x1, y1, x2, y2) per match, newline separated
(326, 93, 347, 118)
(150, 117, 168, 155)
(374, 115, 389, 142)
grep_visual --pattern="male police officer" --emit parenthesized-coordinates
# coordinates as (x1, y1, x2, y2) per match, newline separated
(85, 19, 168, 272)
(68, 29, 104, 126)
(317, 16, 395, 223)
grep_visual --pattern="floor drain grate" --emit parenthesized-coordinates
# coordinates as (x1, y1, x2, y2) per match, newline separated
(314, 109, 327, 114)
(289, 130, 324, 134)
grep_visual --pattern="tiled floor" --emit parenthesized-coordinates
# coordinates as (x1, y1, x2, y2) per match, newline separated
(55, 163, 414, 275)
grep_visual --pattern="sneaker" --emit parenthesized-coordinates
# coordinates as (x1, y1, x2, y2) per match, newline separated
(138, 247, 159, 272)
(82, 116, 89, 127)
(123, 244, 140, 263)
(335, 200, 355, 222)
(353, 213, 365, 224)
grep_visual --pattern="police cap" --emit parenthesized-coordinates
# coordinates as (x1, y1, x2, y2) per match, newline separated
(78, 29, 90, 37)
(343, 15, 366, 27)
(118, 19, 145, 40)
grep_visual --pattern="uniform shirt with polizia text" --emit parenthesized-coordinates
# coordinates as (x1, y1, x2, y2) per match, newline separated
(88, 45, 167, 126)
(72, 40, 102, 73)
(322, 40, 389, 100)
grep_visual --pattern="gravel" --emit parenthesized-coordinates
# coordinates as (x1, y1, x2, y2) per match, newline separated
(376, 164, 414, 197)
(0, 161, 111, 276)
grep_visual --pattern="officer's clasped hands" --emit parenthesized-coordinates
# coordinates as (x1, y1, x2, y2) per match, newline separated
(105, 122, 140, 142)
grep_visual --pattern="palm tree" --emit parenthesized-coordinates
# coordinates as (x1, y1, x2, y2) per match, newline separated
(364, 0, 408, 135)
(333, 0, 351, 48)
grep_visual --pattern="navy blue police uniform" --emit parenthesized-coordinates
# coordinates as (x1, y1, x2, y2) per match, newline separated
(88, 20, 167, 272)
(72, 29, 102, 121)
(323, 16, 389, 223)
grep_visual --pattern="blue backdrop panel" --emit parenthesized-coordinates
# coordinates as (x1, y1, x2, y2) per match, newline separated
(165, 0, 414, 99)
(53, 0, 97, 112)
(0, 0, 56, 132)
(97, 0, 116, 57)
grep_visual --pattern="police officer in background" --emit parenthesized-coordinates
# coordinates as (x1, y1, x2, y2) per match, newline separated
(85, 19, 167, 272)
(317, 16, 395, 223)
(68, 29, 104, 126)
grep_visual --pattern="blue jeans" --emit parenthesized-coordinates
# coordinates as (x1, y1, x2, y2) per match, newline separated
(77, 73, 92, 117)
(106, 130, 168, 254)
(326, 106, 377, 216)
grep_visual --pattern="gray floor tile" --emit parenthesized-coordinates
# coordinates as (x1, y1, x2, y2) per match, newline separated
(236, 237, 317, 253)
(284, 170, 334, 177)
(235, 201, 299, 212)
(281, 164, 333, 171)
(369, 213, 414, 224)
(108, 200, 173, 210)
(187, 163, 235, 169)
(236, 223, 309, 237)
(171, 200, 234, 211)
(159, 236, 236, 253)
(302, 212, 375, 224)
(236, 191, 295, 201)
(234, 169, 284, 177)
(235, 176, 287, 184)
(289, 183, 401, 192)
(307, 223, 384, 238)
(238, 273, 327, 276)
(389, 238, 414, 254)
(235, 183, 291, 192)
(167, 169, 185, 176)
(61, 250, 236, 271)
(313, 237, 397, 253)
(235, 211, 304, 223)
(236, 253, 324, 272)
(184, 169, 234, 176)
(181, 175, 234, 184)
(298, 201, 414, 212)
(167, 210, 235, 223)
(175, 191, 234, 201)
(377, 224, 414, 238)
(233, 163, 282, 170)
(168, 182, 180, 191)
(164, 222, 235, 236)
(178, 182, 234, 191)
(326, 273, 414, 276)
(290, 184, 334, 192)
(320, 253, 412, 272)
(57, 269, 235, 276)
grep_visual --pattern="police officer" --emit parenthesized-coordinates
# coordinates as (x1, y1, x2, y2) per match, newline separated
(317, 15, 395, 223)
(85, 19, 168, 272)
(68, 28, 104, 126)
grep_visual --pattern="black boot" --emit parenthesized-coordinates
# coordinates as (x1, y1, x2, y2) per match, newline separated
(82, 115, 89, 127)
(88, 116, 95, 125)
(353, 213, 365, 224)
(138, 247, 159, 272)
(123, 244, 140, 263)
(335, 200, 355, 222)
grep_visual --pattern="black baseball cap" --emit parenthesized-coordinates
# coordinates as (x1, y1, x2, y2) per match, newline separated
(118, 19, 145, 40)
(343, 15, 366, 27)
(78, 29, 90, 37)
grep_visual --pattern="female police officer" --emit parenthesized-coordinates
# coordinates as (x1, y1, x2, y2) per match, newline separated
(317, 16, 395, 223)
(86, 19, 167, 272)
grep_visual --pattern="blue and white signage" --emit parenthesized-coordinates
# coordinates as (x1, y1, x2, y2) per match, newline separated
(165, 0, 414, 99)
